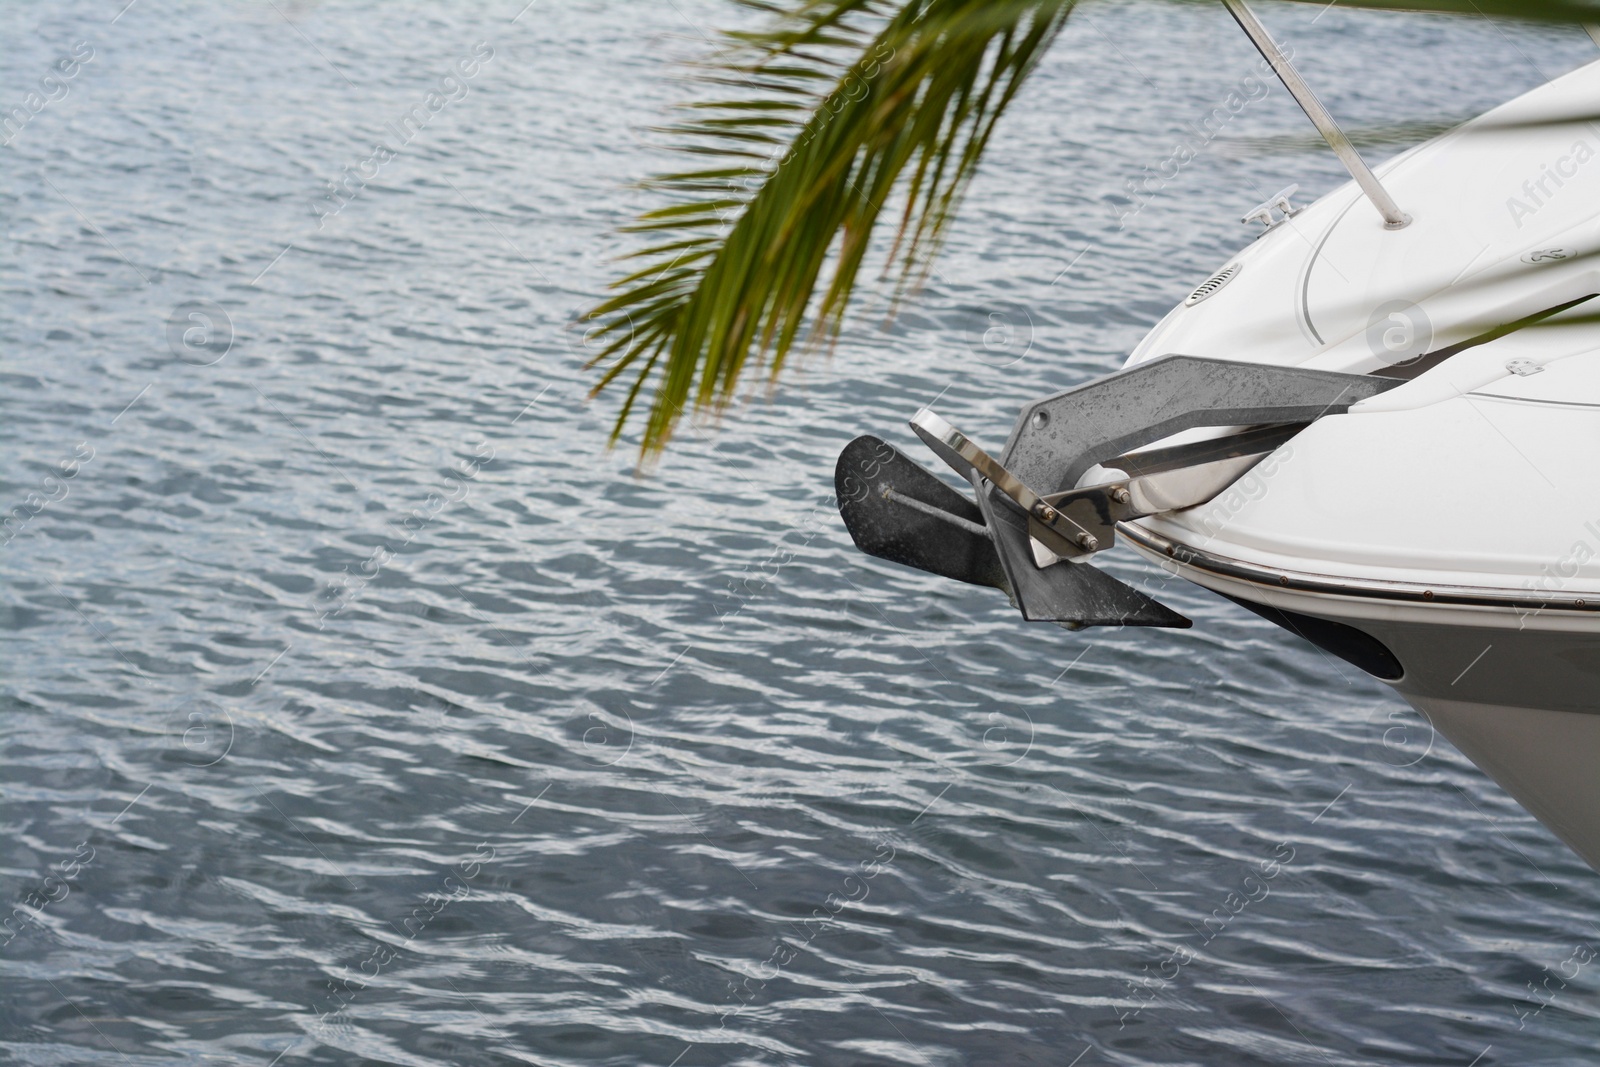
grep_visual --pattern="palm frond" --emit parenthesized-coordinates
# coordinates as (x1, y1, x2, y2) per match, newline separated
(588, 0, 1600, 461)
(587, 0, 1077, 460)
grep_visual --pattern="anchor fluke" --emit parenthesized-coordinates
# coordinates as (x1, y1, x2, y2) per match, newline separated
(835, 435, 1006, 592)
(834, 434, 1188, 628)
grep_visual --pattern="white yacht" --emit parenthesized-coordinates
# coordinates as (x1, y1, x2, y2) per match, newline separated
(837, 8, 1600, 870)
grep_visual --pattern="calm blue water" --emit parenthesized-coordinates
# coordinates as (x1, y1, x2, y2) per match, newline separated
(4, 2, 1599, 1064)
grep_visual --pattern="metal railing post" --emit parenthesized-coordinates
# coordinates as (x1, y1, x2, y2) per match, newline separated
(1222, 0, 1412, 229)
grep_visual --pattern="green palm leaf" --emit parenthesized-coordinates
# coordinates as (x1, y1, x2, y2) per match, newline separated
(588, 0, 1600, 461)
(586, 0, 1077, 459)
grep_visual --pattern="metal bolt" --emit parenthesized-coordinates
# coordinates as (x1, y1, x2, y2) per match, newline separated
(1110, 486, 1131, 505)
(1075, 532, 1098, 551)
(1038, 505, 1057, 522)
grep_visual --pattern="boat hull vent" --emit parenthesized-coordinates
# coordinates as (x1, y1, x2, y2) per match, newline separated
(1185, 263, 1240, 306)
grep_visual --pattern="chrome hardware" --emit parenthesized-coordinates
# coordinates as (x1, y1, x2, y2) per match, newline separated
(908, 408, 1097, 562)
(1240, 184, 1301, 231)
(1222, 0, 1410, 230)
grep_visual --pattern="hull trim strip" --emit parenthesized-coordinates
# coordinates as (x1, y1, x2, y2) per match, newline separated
(1120, 522, 1600, 615)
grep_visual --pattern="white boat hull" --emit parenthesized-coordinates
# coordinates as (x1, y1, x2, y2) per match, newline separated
(1090, 57, 1600, 869)
(1121, 522, 1600, 866)
(1409, 693, 1600, 869)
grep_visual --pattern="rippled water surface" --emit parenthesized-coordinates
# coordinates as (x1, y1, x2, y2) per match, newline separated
(4, 2, 1600, 1064)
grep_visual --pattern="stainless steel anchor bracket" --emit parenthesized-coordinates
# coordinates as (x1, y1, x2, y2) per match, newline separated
(836, 355, 1401, 628)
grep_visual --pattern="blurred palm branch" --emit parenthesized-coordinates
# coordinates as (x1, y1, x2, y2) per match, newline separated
(585, 0, 1600, 460)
